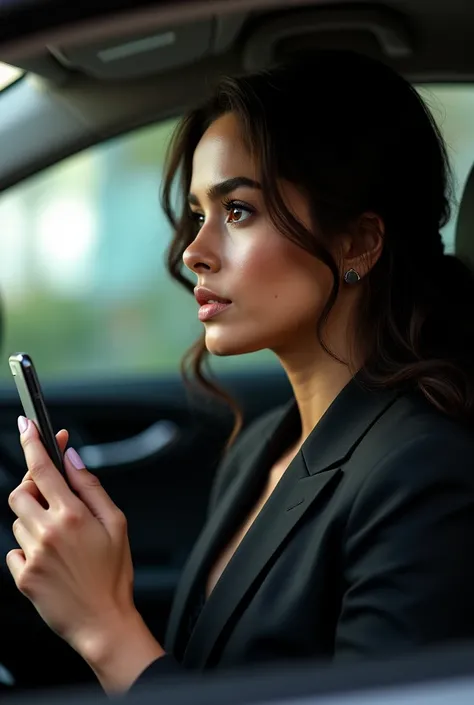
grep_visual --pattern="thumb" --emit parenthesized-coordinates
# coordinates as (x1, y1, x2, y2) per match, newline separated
(64, 448, 117, 527)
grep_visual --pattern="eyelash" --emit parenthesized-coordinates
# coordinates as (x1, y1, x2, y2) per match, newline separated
(221, 198, 255, 226)
(191, 199, 255, 231)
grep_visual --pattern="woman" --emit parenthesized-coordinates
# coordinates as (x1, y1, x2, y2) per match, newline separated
(7, 50, 474, 694)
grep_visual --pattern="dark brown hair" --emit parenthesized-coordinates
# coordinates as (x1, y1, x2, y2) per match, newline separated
(161, 50, 474, 444)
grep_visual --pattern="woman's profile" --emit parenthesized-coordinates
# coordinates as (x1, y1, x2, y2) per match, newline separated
(6, 49, 474, 694)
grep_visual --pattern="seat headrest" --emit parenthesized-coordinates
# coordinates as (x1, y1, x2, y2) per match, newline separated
(455, 162, 474, 266)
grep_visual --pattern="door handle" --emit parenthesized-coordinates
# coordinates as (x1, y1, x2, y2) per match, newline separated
(78, 420, 179, 470)
(0, 662, 15, 687)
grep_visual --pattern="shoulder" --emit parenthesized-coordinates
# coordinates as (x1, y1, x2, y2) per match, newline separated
(337, 395, 474, 656)
(207, 404, 289, 515)
(347, 391, 474, 518)
(388, 390, 473, 444)
(366, 391, 474, 469)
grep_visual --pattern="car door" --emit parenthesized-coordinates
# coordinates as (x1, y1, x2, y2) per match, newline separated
(0, 115, 292, 690)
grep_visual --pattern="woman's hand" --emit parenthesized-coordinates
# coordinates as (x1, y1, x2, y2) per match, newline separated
(6, 416, 147, 671)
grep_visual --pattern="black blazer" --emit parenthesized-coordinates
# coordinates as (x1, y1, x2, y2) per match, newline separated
(134, 378, 474, 684)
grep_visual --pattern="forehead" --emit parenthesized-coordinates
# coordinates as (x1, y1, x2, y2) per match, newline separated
(191, 113, 258, 191)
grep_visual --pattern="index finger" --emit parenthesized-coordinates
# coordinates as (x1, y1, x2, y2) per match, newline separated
(22, 428, 69, 483)
(19, 417, 70, 506)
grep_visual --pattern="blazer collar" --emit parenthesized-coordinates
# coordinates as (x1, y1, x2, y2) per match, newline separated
(166, 376, 400, 668)
(301, 374, 401, 475)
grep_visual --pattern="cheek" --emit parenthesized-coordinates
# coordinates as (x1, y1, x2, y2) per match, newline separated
(229, 235, 330, 313)
(204, 235, 334, 356)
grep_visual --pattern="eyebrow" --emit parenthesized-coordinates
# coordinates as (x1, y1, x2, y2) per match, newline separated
(188, 176, 261, 206)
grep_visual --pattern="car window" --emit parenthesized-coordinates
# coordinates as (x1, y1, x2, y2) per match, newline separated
(0, 118, 275, 382)
(418, 84, 474, 253)
(0, 86, 471, 383)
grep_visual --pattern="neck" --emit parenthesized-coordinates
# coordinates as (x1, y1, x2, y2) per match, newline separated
(278, 345, 358, 445)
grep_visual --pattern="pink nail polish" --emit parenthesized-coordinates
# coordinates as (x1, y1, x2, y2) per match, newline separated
(66, 447, 85, 469)
(17, 416, 28, 434)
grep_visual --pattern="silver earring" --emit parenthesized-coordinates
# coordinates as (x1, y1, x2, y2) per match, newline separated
(344, 268, 361, 284)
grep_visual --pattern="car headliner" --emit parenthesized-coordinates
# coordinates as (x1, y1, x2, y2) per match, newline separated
(0, 0, 472, 192)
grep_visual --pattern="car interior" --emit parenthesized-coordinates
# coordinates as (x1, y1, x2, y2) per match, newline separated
(1, 0, 474, 699)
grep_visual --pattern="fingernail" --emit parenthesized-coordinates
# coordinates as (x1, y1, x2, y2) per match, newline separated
(17, 416, 28, 434)
(66, 447, 85, 470)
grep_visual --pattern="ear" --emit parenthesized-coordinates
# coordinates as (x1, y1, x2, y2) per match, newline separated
(339, 213, 384, 281)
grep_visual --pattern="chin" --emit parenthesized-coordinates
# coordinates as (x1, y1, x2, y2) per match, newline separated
(204, 331, 266, 357)
(205, 341, 251, 356)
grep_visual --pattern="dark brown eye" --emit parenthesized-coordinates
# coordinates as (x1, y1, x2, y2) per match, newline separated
(227, 207, 245, 223)
(223, 201, 253, 226)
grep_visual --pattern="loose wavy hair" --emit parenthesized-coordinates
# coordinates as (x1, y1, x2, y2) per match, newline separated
(161, 50, 474, 445)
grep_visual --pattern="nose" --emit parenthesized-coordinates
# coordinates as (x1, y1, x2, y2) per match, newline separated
(183, 228, 221, 275)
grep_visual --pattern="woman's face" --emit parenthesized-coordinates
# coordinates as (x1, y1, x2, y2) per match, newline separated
(183, 112, 345, 358)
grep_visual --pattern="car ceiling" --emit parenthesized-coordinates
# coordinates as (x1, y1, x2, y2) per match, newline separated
(0, 0, 473, 192)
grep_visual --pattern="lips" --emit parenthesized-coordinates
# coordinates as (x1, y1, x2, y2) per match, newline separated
(194, 287, 233, 322)
(194, 287, 232, 307)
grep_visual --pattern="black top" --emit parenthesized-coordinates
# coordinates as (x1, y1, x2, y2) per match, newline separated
(132, 377, 474, 686)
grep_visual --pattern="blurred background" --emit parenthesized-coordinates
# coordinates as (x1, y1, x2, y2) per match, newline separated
(0, 67, 471, 383)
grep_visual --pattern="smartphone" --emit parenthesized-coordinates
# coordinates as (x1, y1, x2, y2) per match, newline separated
(8, 352, 64, 473)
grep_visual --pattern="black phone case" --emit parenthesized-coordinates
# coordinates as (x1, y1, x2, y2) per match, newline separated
(8, 353, 64, 474)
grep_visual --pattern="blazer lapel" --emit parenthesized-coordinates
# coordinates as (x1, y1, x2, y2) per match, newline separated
(170, 377, 400, 668)
(183, 454, 342, 668)
(301, 376, 400, 475)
